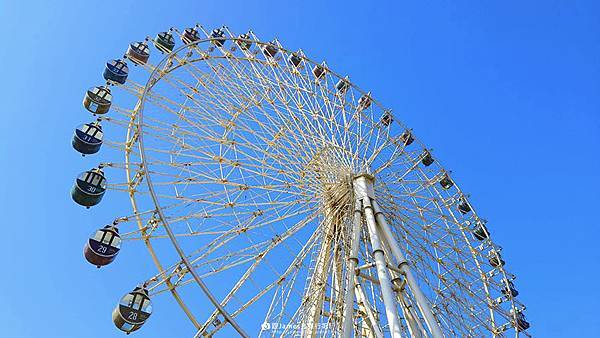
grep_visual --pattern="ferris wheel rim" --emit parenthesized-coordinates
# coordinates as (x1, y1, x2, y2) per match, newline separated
(122, 104, 204, 330)
(134, 36, 252, 338)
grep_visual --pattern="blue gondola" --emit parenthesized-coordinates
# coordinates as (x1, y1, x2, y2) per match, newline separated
(210, 28, 226, 47)
(127, 41, 150, 65)
(84, 225, 120, 268)
(71, 168, 106, 208)
(72, 122, 103, 155)
(113, 287, 153, 334)
(155, 31, 175, 54)
(182, 26, 200, 45)
(103, 59, 129, 84)
(83, 86, 112, 114)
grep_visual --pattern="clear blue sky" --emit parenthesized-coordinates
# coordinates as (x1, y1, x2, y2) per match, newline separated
(1, 1, 598, 337)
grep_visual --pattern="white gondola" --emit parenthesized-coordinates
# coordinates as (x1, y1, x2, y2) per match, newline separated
(83, 86, 112, 114)
(113, 287, 153, 334)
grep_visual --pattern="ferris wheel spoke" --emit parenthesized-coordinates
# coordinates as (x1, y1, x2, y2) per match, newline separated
(144, 60, 332, 182)
(177, 201, 320, 267)
(145, 199, 321, 303)
(374, 200, 496, 332)
(371, 141, 421, 177)
(267, 56, 359, 143)
(267, 60, 336, 143)
(260, 61, 346, 157)
(161, 212, 321, 335)
(196, 209, 323, 335)
(150, 241, 272, 296)
(199, 58, 334, 168)
(372, 188, 473, 280)
(379, 197, 482, 284)
(215, 51, 358, 168)
(140, 141, 315, 192)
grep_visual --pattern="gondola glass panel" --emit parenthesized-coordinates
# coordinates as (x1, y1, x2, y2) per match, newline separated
(358, 94, 372, 111)
(288, 53, 302, 68)
(312, 62, 326, 79)
(380, 112, 393, 126)
(439, 173, 454, 189)
(335, 77, 349, 94)
(472, 221, 490, 240)
(422, 150, 434, 166)
(399, 130, 415, 146)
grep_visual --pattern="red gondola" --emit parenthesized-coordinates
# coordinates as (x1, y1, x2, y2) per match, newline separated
(127, 41, 150, 65)
(182, 26, 201, 44)
(84, 225, 120, 267)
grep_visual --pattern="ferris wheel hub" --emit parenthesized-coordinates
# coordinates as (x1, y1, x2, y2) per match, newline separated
(353, 173, 376, 200)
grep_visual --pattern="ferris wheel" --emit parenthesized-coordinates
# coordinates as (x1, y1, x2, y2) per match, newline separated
(71, 24, 530, 337)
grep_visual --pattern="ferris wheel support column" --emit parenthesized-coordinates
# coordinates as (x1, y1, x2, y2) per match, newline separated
(398, 293, 425, 338)
(355, 277, 384, 338)
(301, 202, 337, 337)
(372, 200, 444, 338)
(354, 174, 403, 338)
(382, 239, 424, 338)
(342, 200, 363, 338)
